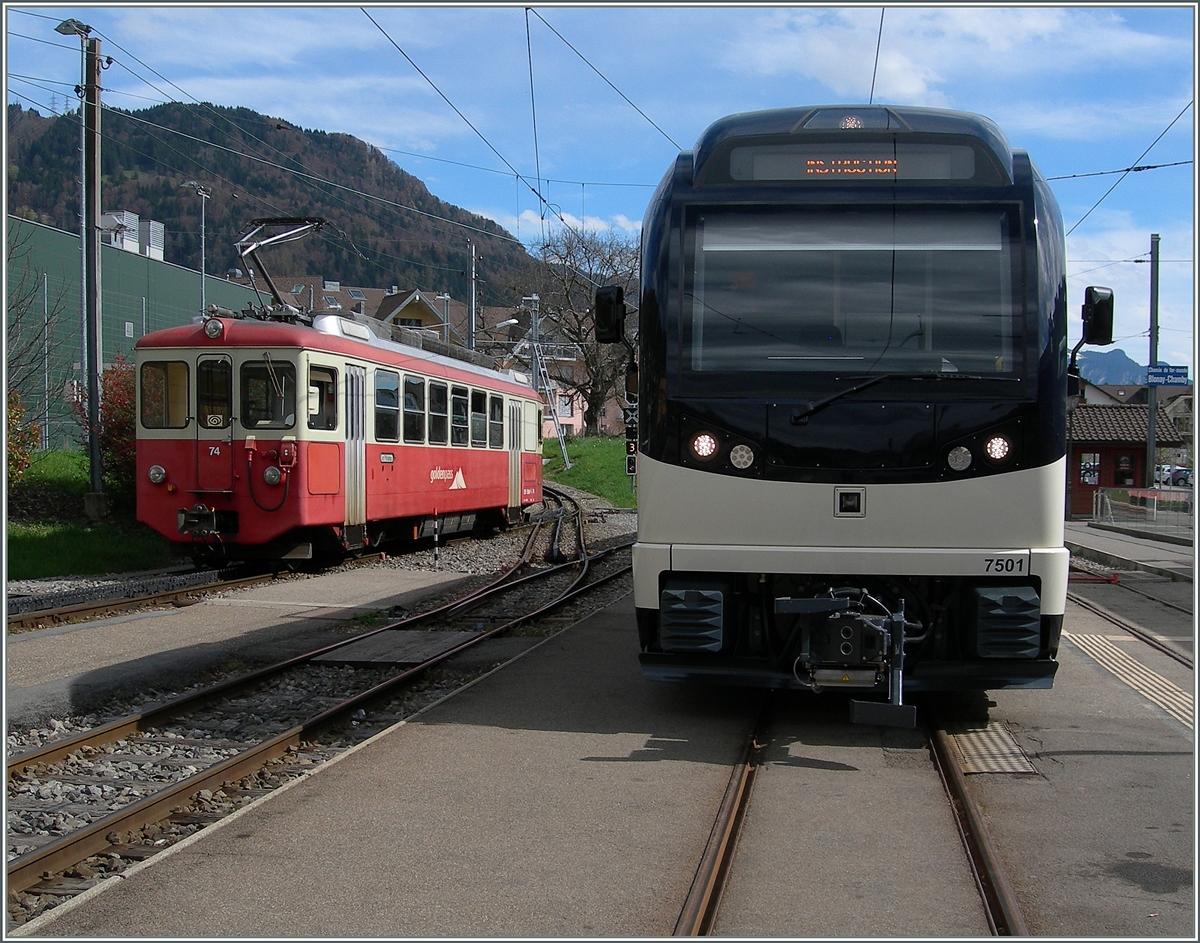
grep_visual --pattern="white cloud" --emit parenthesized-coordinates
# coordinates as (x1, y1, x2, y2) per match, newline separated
(722, 7, 1190, 106)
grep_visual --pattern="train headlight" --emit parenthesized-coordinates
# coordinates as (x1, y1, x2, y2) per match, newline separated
(691, 432, 719, 460)
(729, 444, 756, 470)
(984, 436, 1011, 462)
(147, 464, 167, 484)
(947, 446, 972, 472)
(203, 318, 224, 340)
(263, 465, 283, 486)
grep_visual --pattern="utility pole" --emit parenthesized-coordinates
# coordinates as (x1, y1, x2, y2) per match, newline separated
(467, 240, 477, 350)
(56, 18, 90, 468)
(83, 34, 106, 517)
(182, 182, 211, 313)
(1146, 232, 1160, 487)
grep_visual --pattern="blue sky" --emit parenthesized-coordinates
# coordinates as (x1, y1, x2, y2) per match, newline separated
(5, 3, 1196, 372)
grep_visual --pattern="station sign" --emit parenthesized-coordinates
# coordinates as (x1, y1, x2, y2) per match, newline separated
(1147, 365, 1190, 386)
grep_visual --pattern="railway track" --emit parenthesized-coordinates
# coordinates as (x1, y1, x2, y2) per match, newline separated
(7, 486, 632, 917)
(673, 696, 1029, 936)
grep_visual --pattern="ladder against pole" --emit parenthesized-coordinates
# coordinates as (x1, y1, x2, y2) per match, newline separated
(534, 343, 571, 470)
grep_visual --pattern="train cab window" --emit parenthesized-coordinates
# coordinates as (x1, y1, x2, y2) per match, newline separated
(240, 358, 296, 429)
(428, 382, 449, 445)
(375, 369, 400, 442)
(488, 395, 504, 448)
(470, 390, 488, 447)
(451, 386, 469, 446)
(197, 359, 232, 429)
(307, 366, 338, 431)
(403, 376, 426, 444)
(140, 361, 189, 429)
(537, 407, 544, 444)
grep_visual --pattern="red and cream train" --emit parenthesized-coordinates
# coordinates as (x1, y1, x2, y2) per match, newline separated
(135, 311, 545, 562)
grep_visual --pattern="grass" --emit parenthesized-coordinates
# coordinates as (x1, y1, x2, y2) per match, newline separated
(7, 450, 180, 581)
(542, 435, 637, 508)
(7, 520, 180, 581)
(22, 449, 91, 494)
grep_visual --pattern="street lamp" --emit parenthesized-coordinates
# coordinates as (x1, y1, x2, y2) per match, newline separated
(182, 181, 211, 314)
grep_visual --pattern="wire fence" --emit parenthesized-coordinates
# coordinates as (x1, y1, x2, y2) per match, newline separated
(1089, 487, 1194, 541)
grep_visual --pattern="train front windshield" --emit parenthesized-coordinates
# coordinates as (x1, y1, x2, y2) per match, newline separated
(682, 205, 1024, 391)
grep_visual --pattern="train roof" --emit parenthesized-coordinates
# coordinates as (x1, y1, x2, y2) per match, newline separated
(692, 104, 1014, 183)
(135, 314, 539, 398)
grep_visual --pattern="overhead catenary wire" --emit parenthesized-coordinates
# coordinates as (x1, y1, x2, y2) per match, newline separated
(1066, 100, 1193, 236)
(1048, 160, 1192, 181)
(526, 7, 681, 151)
(361, 7, 574, 239)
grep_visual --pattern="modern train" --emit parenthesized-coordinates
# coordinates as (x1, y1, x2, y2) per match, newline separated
(135, 306, 545, 563)
(596, 104, 1114, 725)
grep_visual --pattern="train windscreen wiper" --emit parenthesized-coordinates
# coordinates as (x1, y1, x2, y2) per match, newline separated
(788, 372, 1019, 425)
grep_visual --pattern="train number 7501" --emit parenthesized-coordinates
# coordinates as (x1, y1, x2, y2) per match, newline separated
(983, 557, 1024, 573)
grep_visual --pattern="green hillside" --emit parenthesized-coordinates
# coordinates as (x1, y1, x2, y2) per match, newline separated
(7, 101, 536, 306)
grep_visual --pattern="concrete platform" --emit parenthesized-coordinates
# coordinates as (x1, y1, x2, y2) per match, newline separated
(1066, 521, 1194, 582)
(972, 597, 1195, 937)
(5, 567, 470, 729)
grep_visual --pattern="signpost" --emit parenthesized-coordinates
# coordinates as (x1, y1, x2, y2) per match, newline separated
(1147, 365, 1190, 386)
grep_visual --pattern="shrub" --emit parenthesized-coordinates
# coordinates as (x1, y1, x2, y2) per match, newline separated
(7, 391, 42, 484)
(74, 352, 137, 496)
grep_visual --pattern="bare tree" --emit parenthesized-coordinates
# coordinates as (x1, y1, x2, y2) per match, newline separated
(6, 221, 73, 449)
(511, 226, 639, 436)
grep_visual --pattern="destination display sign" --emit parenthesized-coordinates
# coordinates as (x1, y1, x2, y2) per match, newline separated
(730, 143, 977, 182)
(1147, 364, 1190, 386)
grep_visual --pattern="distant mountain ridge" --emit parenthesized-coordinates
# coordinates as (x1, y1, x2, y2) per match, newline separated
(1077, 348, 1147, 386)
(6, 101, 535, 306)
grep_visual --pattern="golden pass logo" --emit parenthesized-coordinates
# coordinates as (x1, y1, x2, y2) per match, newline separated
(430, 467, 467, 490)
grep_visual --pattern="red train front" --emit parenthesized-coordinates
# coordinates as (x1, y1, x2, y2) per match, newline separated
(136, 312, 545, 562)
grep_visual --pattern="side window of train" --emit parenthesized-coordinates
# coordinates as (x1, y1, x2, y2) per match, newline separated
(488, 395, 504, 448)
(375, 369, 400, 442)
(197, 358, 232, 428)
(307, 365, 337, 431)
(403, 376, 426, 444)
(140, 361, 189, 428)
(470, 390, 488, 447)
(428, 382, 449, 445)
(451, 386, 469, 446)
(240, 358, 296, 429)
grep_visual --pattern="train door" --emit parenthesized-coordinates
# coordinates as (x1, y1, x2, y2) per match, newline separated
(195, 354, 234, 492)
(344, 364, 367, 540)
(508, 399, 522, 510)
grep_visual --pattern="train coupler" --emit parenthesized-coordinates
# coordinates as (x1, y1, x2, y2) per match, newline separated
(850, 600, 917, 729)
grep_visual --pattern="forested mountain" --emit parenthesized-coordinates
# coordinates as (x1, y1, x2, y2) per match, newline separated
(7, 102, 536, 306)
